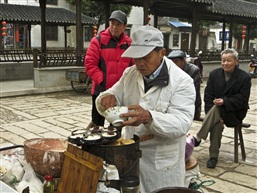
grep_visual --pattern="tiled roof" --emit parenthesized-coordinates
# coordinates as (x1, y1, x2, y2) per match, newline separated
(178, 0, 257, 19)
(212, 0, 257, 18)
(0, 3, 97, 25)
(97, 0, 257, 21)
(190, 0, 214, 3)
(184, 0, 257, 18)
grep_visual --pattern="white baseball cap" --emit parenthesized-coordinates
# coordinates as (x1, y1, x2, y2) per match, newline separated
(122, 25, 164, 58)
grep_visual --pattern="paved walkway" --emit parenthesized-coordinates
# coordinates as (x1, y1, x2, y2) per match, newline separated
(0, 79, 73, 98)
(0, 79, 256, 193)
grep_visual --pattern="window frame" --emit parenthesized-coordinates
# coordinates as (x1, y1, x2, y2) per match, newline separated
(46, 26, 58, 41)
(47, 0, 57, 5)
(173, 34, 179, 47)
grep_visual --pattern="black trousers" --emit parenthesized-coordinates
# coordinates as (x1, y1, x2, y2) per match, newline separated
(92, 95, 105, 126)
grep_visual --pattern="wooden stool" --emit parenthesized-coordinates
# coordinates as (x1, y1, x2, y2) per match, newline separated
(185, 156, 198, 171)
(234, 123, 251, 163)
(197, 118, 251, 163)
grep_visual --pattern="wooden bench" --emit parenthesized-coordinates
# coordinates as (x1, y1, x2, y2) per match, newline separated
(196, 118, 251, 163)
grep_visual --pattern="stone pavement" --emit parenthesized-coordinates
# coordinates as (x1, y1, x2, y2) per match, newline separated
(0, 79, 256, 193)
(0, 79, 73, 98)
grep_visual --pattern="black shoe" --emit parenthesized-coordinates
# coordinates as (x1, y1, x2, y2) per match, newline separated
(193, 136, 201, 147)
(207, 158, 218, 168)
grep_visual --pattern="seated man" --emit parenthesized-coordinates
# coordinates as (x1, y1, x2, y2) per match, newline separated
(168, 50, 202, 120)
(193, 48, 251, 168)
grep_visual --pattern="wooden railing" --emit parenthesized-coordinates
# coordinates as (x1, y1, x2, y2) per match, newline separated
(35, 49, 86, 68)
(200, 51, 251, 61)
(0, 48, 253, 67)
(185, 50, 252, 61)
(0, 49, 35, 62)
(0, 48, 86, 68)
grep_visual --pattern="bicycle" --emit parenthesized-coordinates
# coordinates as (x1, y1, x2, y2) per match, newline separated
(66, 69, 91, 93)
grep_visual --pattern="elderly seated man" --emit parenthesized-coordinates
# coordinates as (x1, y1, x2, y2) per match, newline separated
(192, 48, 251, 168)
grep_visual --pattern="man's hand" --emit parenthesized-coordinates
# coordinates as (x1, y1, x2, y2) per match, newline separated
(213, 98, 224, 106)
(120, 105, 152, 126)
(100, 94, 117, 111)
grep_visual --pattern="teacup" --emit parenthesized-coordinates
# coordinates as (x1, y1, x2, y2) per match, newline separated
(104, 106, 128, 126)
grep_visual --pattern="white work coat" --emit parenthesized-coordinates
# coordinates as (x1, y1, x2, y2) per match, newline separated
(96, 56, 195, 193)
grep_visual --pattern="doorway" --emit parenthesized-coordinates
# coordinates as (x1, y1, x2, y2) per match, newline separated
(163, 33, 170, 54)
(181, 33, 189, 50)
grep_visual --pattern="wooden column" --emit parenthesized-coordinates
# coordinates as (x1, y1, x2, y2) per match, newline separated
(154, 14, 158, 28)
(76, 0, 82, 65)
(245, 23, 251, 52)
(228, 20, 233, 48)
(105, 0, 110, 29)
(221, 20, 226, 50)
(39, 0, 46, 65)
(64, 26, 67, 48)
(143, 0, 150, 25)
(28, 24, 31, 48)
(190, 8, 198, 57)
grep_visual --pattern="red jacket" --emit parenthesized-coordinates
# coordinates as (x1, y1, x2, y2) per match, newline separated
(85, 27, 133, 95)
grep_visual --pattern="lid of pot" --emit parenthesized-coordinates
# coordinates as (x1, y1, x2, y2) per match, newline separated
(121, 176, 140, 187)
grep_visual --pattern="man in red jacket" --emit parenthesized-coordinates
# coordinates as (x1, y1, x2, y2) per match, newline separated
(85, 10, 133, 128)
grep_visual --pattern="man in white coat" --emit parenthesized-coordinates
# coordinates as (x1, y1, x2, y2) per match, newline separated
(96, 25, 196, 193)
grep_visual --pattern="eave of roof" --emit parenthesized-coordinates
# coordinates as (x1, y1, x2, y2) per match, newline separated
(0, 3, 97, 25)
(189, 0, 214, 3)
(94, 0, 257, 22)
(212, 0, 257, 19)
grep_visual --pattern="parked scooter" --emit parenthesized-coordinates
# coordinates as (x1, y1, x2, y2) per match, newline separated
(249, 54, 257, 78)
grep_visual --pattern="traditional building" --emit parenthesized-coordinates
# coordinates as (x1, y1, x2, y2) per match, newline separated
(0, 0, 96, 49)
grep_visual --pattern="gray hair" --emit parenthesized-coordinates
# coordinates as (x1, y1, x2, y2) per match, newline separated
(221, 48, 238, 59)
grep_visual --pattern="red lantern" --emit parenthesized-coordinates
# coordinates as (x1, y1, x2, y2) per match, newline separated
(241, 26, 247, 39)
(15, 27, 19, 42)
(2, 21, 6, 26)
(147, 16, 151, 26)
(93, 25, 98, 37)
(2, 25, 7, 37)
